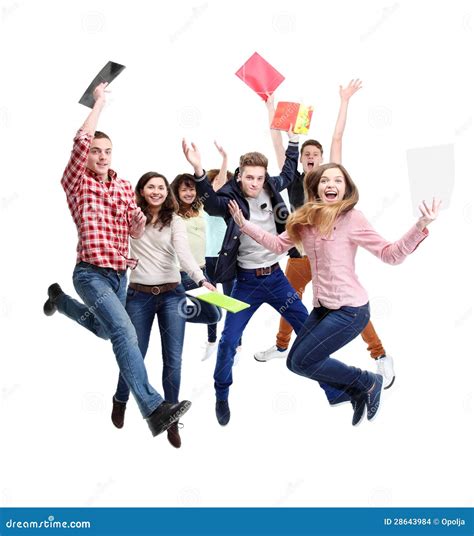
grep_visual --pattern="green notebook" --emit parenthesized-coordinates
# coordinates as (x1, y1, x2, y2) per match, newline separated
(185, 288, 250, 313)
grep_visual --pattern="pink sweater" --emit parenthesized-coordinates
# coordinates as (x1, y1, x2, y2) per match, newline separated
(241, 208, 428, 309)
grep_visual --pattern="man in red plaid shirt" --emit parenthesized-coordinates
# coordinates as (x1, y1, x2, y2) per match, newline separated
(43, 82, 191, 437)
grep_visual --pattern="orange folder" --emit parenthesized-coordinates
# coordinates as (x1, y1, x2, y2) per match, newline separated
(235, 52, 285, 101)
(271, 101, 314, 134)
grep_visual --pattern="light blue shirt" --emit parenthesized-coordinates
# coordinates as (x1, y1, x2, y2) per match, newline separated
(205, 213, 227, 257)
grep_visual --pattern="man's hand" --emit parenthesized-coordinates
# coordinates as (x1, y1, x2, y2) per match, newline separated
(416, 198, 442, 231)
(339, 79, 363, 102)
(129, 207, 146, 238)
(202, 281, 217, 292)
(93, 82, 109, 104)
(182, 138, 204, 177)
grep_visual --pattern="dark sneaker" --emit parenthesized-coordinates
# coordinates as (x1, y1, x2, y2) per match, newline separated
(365, 374, 383, 421)
(215, 399, 230, 426)
(146, 400, 191, 437)
(43, 283, 64, 316)
(351, 395, 366, 426)
(111, 397, 127, 429)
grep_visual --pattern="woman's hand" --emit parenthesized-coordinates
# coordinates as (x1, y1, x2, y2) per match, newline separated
(416, 197, 442, 231)
(228, 200, 246, 228)
(202, 281, 217, 292)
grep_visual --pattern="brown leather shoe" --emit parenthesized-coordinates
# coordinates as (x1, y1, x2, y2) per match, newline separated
(167, 422, 182, 448)
(111, 397, 127, 429)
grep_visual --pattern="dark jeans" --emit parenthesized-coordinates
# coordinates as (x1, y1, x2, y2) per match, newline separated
(214, 266, 309, 400)
(180, 270, 222, 325)
(205, 256, 239, 344)
(56, 262, 163, 417)
(114, 284, 188, 404)
(287, 303, 375, 403)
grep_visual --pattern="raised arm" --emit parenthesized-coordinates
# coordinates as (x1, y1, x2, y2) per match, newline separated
(268, 135, 300, 192)
(265, 92, 286, 170)
(212, 141, 229, 191)
(228, 200, 295, 255)
(329, 79, 362, 164)
(61, 83, 108, 197)
(350, 199, 441, 265)
(182, 139, 231, 218)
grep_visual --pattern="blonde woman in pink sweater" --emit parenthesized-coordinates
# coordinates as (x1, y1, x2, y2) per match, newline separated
(229, 163, 440, 425)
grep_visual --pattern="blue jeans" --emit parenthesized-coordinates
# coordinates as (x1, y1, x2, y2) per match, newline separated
(214, 266, 309, 400)
(56, 262, 163, 418)
(287, 303, 374, 403)
(205, 256, 239, 344)
(180, 270, 222, 325)
(114, 285, 187, 404)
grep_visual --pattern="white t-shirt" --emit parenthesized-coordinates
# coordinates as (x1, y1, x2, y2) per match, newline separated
(237, 189, 283, 269)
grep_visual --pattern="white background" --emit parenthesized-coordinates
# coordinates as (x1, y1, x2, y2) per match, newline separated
(0, 0, 472, 508)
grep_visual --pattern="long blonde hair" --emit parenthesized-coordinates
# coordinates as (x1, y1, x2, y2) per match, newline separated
(286, 163, 359, 244)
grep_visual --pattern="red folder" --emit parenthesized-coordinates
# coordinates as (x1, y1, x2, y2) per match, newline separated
(271, 101, 314, 134)
(235, 52, 285, 101)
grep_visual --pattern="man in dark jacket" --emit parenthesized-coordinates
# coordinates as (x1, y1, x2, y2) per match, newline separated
(182, 138, 309, 426)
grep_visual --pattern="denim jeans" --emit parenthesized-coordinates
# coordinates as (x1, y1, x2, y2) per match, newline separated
(180, 270, 222, 325)
(205, 256, 239, 344)
(287, 303, 374, 403)
(114, 284, 187, 404)
(214, 266, 309, 400)
(56, 262, 163, 417)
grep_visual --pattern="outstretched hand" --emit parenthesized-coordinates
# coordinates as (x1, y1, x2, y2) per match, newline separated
(339, 79, 363, 102)
(228, 200, 246, 228)
(182, 138, 203, 176)
(416, 198, 442, 231)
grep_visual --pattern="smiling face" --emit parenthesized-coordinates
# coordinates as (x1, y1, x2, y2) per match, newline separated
(317, 167, 347, 203)
(141, 176, 168, 210)
(87, 137, 112, 179)
(300, 144, 323, 174)
(178, 182, 197, 205)
(239, 166, 266, 198)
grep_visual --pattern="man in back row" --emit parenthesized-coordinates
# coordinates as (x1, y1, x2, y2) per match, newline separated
(256, 80, 395, 390)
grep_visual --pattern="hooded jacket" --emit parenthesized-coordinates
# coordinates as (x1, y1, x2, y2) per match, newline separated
(192, 141, 299, 282)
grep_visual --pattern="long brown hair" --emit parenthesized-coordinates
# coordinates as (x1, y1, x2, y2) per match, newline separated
(171, 174, 203, 218)
(286, 163, 359, 243)
(135, 172, 178, 230)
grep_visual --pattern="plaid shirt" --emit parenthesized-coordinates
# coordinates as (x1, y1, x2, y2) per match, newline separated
(61, 129, 139, 271)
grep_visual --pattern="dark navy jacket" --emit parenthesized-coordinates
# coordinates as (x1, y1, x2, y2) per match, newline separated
(193, 141, 299, 282)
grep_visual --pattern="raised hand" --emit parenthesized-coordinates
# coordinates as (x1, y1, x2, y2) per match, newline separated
(339, 79, 363, 102)
(93, 82, 109, 103)
(265, 91, 276, 111)
(182, 138, 203, 176)
(416, 198, 442, 231)
(228, 200, 246, 228)
(214, 140, 227, 159)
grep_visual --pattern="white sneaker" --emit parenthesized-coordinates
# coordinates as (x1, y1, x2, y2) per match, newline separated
(376, 354, 395, 389)
(202, 342, 217, 361)
(254, 345, 288, 362)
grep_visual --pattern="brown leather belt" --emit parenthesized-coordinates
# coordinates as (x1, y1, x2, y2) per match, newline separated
(237, 262, 280, 277)
(129, 282, 179, 295)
